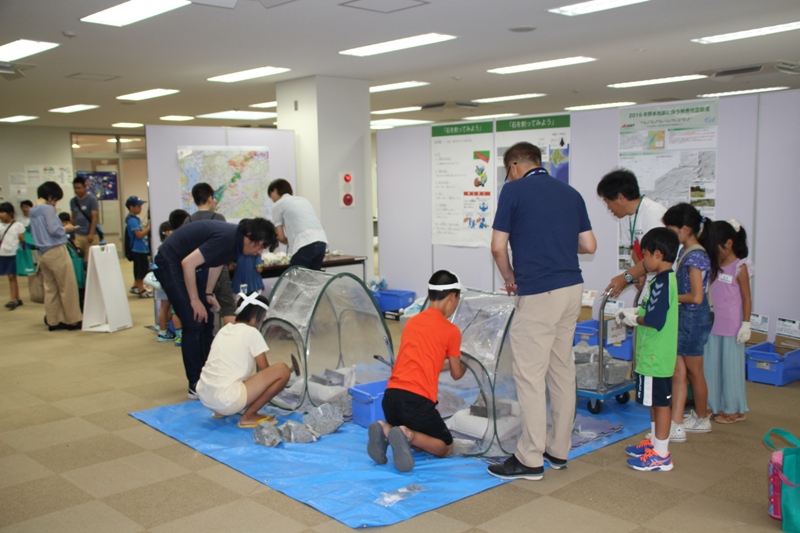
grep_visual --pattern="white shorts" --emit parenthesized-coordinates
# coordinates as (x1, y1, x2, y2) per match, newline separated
(198, 382, 248, 416)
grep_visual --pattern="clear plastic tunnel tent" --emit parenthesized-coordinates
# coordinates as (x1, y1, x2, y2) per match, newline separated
(261, 267, 395, 412)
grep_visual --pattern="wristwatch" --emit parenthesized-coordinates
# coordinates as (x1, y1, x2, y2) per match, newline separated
(623, 271, 634, 284)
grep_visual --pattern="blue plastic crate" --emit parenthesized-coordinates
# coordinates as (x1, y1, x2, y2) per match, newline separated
(348, 379, 388, 428)
(573, 319, 633, 361)
(371, 290, 416, 313)
(745, 342, 800, 386)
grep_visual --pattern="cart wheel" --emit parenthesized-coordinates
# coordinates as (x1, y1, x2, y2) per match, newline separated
(587, 399, 602, 414)
(616, 392, 630, 404)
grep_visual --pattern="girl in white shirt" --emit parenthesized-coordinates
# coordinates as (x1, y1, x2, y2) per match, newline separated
(0, 202, 27, 310)
(196, 293, 291, 428)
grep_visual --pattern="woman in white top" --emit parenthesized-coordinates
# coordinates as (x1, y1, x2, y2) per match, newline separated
(0, 202, 27, 309)
(196, 293, 290, 428)
(268, 179, 328, 270)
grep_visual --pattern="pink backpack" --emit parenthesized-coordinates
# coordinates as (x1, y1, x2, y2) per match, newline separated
(765, 429, 800, 523)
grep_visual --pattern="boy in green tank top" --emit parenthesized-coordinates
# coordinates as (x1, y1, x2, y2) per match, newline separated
(615, 227, 680, 472)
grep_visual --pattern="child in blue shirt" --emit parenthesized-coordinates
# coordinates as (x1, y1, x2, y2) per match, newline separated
(125, 196, 152, 298)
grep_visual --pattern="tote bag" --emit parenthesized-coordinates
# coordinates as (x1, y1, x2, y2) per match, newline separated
(16, 243, 36, 276)
(28, 268, 44, 304)
(765, 428, 800, 533)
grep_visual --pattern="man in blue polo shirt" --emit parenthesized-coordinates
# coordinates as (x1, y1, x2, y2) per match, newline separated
(489, 142, 597, 481)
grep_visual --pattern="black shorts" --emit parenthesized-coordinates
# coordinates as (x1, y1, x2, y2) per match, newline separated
(132, 252, 150, 281)
(636, 374, 673, 407)
(382, 388, 453, 446)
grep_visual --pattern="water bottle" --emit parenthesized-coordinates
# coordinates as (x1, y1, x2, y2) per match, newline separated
(240, 283, 248, 294)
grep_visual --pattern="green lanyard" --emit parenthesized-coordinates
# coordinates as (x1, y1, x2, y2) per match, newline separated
(628, 196, 644, 245)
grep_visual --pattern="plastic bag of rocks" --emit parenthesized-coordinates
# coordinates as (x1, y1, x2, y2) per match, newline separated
(253, 421, 283, 447)
(302, 403, 343, 436)
(326, 390, 352, 418)
(576, 362, 599, 390)
(279, 420, 318, 443)
(604, 359, 629, 385)
(572, 341, 611, 364)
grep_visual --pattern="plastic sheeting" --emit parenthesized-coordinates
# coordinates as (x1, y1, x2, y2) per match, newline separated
(130, 399, 650, 528)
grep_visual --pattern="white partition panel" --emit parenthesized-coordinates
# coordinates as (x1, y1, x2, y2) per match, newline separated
(433, 244, 494, 292)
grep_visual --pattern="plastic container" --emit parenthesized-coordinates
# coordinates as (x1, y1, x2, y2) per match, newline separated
(349, 379, 388, 427)
(745, 342, 800, 386)
(573, 319, 633, 361)
(371, 290, 416, 313)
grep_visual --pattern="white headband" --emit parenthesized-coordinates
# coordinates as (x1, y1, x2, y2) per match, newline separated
(727, 219, 741, 232)
(235, 291, 269, 315)
(428, 275, 463, 292)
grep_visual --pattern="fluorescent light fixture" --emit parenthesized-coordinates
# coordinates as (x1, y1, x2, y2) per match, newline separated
(71, 144, 81, 149)
(0, 39, 60, 62)
(370, 118, 433, 127)
(48, 104, 100, 114)
(249, 101, 277, 109)
(117, 88, 179, 101)
(463, 113, 519, 120)
(0, 115, 38, 123)
(208, 66, 290, 83)
(698, 86, 789, 98)
(371, 106, 423, 115)
(691, 21, 800, 44)
(108, 138, 135, 143)
(548, 0, 649, 16)
(565, 102, 636, 111)
(608, 74, 707, 88)
(112, 122, 143, 128)
(370, 124, 395, 130)
(471, 93, 545, 103)
(80, 0, 191, 27)
(489, 56, 596, 74)
(340, 33, 456, 57)
(196, 110, 277, 120)
(160, 115, 195, 121)
(369, 81, 429, 93)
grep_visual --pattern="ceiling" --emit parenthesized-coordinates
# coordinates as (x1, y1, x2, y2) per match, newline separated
(2, 0, 799, 132)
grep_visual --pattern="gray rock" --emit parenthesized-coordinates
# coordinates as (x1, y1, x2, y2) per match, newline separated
(326, 391, 352, 417)
(303, 403, 343, 435)
(253, 422, 282, 447)
(280, 420, 317, 443)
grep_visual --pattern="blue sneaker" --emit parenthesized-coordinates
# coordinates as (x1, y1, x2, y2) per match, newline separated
(174, 332, 182, 347)
(157, 330, 176, 342)
(627, 449, 673, 471)
(625, 438, 654, 457)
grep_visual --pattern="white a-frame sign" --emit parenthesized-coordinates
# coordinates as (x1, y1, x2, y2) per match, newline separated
(83, 244, 133, 333)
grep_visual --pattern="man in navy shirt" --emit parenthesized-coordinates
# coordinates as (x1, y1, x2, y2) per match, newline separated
(154, 218, 278, 399)
(489, 142, 597, 481)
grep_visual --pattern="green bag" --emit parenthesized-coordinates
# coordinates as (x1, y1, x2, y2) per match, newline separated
(765, 428, 800, 533)
(67, 245, 85, 289)
(16, 244, 36, 276)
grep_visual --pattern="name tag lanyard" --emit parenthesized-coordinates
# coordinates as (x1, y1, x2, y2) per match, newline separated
(628, 195, 644, 246)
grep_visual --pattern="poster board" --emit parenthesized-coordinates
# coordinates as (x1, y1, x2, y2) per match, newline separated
(83, 244, 133, 333)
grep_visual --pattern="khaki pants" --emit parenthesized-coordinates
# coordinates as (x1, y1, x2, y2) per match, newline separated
(510, 283, 582, 467)
(74, 234, 92, 264)
(39, 245, 82, 327)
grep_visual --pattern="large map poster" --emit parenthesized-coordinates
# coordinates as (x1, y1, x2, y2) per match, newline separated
(431, 122, 495, 248)
(177, 146, 271, 220)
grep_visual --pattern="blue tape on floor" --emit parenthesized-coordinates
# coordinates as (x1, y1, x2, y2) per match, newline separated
(131, 398, 649, 528)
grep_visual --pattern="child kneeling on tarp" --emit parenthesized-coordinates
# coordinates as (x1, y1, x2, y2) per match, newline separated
(367, 270, 467, 472)
(197, 292, 290, 428)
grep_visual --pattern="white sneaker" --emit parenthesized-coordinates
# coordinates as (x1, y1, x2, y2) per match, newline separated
(684, 411, 712, 433)
(669, 421, 686, 442)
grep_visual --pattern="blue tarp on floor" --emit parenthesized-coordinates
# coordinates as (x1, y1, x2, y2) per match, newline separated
(131, 398, 649, 528)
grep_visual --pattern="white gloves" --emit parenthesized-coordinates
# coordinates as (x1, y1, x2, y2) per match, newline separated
(737, 321, 751, 344)
(615, 308, 639, 328)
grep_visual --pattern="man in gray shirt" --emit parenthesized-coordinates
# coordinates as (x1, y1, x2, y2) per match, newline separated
(70, 176, 99, 264)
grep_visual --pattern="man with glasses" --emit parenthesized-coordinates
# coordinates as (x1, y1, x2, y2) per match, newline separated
(489, 142, 597, 481)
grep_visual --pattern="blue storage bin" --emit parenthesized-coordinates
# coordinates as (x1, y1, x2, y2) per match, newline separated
(349, 379, 388, 427)
(573, 319, 633, 361)
(371, 290, 416, 313)
(745, 342, 800, 386)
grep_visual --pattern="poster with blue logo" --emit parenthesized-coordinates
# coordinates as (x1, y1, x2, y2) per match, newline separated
(76, 171, 119, 200)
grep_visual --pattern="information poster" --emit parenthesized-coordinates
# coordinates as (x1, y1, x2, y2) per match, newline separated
(618, 101, 718, 270)
(431, 123, 495, 248)
(75, 171, 119, 200)
(25, 164, 73, 187)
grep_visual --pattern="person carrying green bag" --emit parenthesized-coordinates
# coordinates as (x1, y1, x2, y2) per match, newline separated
(0, 202, 27, 310)
(765, 428, 800, 533)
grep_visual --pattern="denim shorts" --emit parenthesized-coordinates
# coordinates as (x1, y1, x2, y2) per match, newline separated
(677, 305, 713, 356)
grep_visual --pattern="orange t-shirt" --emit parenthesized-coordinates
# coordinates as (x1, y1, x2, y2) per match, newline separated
(387, 308, 462, 403)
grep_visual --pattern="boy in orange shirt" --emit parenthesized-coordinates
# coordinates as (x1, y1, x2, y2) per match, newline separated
(367, 270, 467, 472)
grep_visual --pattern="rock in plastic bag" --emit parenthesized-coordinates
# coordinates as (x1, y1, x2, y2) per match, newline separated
(280, 420, 317, 443)
(302, 403, 343, 435)
(374, 484, 429, 507)
(253, 422, 282, 447)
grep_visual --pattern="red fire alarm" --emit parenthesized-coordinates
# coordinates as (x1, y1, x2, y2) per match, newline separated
(339, 171, 354, 208)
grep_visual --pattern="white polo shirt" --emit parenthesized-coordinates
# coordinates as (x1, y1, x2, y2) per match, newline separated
(271, 194, 327, 256)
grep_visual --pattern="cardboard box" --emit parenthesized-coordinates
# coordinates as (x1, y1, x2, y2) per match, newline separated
(775, 334, 800, 356)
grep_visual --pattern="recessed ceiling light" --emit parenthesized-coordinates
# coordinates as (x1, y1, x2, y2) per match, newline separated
(548, 0, 649, 17)
(371, 107, 423, 115)
(608, 74, 707, 88)
(463, 113, 519, 120)
(698, 87, 790, 98)
(249, 101, 277, 109)
(117, 88, 179, 101)
(488, 56, 596, 74)
(112, 122, 143, 128)
(0, 39, 60, 62)
(48, 104, 100, 113)
(565, 102, 636, 111)
(340, 33, 456, 57)
(160, 115, 195, 121)
(207, 66, 290, 83)
(196, 110, 277, 120)
(80, 0, 191, 27)
(471, 93, 546, 103)
(0, 115, 38, 123)
(691, 21, 800, 44)
(370, 118, 433, 127)
(369, 81, 429, 93)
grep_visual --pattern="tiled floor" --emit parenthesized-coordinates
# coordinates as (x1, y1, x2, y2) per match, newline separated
(1, 259, 797, 532)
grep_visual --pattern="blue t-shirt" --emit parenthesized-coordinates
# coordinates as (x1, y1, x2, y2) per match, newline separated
(493, 168, 592, 295)
(677, 248, 711, 309)
(126, 214, 149, 254)
(156, 219, 242, 268)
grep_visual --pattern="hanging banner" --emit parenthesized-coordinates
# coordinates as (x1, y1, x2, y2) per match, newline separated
(431, 122, 495, 248)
